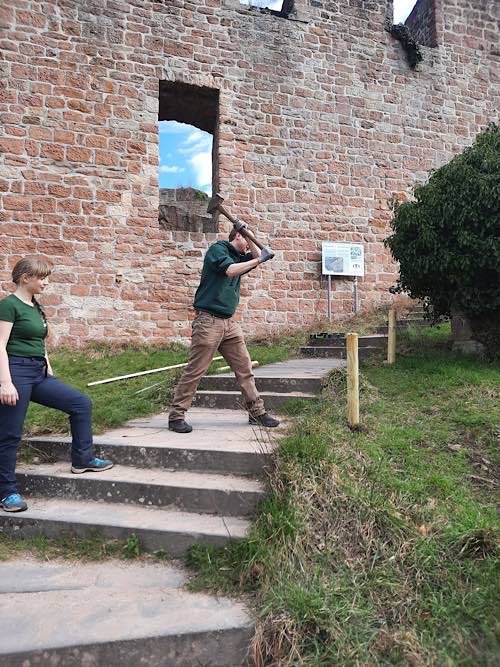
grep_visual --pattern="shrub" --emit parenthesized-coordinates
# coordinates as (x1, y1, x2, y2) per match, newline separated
(385, 124, 500, 357)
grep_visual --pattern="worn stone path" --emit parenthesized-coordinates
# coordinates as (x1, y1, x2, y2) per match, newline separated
(0, 559, 253, 666)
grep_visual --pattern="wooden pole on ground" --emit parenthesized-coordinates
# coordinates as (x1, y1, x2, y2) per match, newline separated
(87, 356, 224, 387)
(215, 361, 259, 373)
(346, 332, 360, 428)
(387, 308, 396, 364)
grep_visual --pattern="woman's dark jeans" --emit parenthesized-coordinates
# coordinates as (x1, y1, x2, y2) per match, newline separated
(0, 356, 94, 499)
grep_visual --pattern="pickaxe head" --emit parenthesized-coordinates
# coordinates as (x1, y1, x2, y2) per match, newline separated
(207, 192, 224, 214)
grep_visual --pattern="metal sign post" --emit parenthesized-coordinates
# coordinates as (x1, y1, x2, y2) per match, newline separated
(327, 274, 332, 320)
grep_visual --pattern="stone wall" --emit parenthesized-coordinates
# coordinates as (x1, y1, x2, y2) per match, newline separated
(0, 0, 498, 345)
(405, 0, 438, 47)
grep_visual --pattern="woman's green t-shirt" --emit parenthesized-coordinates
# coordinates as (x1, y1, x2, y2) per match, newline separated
(0, 294, 48, 357)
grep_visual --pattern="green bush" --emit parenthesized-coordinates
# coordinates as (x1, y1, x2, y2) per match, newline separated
(385, 123, 500, 357)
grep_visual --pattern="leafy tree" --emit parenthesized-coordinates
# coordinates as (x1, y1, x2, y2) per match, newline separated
(385, 123, 500, 357)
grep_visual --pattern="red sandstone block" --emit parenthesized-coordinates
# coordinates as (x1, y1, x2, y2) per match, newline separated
(0, 138, 24, 155)
(70, 285, 90, 297)
(30, 224, 60, 239)
(54, 130, 75, 145)
(48, 184, 71, 198)
(95, 150, 119, 166)
(62, 227, 93, 242)
(66, 146, 92, 163)
(46, 97, 65, 109)
(2, 195, 31, 211)
(10, 238, 37, 253)
(57, 199, 81, 214)
(32, 198, 56, 213)
(96, 189, 121, 203)
(72, 187, 93, 200)
(41, 144, 64, 161)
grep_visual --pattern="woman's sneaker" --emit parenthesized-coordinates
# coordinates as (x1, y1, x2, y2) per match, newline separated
(71, 458, 114, 474)
(1, 493, 28, 512)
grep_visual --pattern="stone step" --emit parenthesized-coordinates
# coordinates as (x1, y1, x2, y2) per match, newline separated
(17, 463, 266, 517)
(200, 374, 321, 393)
(25, 432, 271, 477)
(0, 559, 253, 666)
(192, 389, 316, 411)
(307, 334, 387, 348)
(377, 320, 428, 334)
(300, 346, 381, 359)
(0, 497, 250, 556)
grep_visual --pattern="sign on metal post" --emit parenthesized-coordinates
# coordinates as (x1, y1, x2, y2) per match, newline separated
(322, 242, 365, 319)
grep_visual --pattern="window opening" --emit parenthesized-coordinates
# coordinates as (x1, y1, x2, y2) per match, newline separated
(393, 0, 437, 48)
(239, 0, 294, 18)
(158, 81, 219, 233)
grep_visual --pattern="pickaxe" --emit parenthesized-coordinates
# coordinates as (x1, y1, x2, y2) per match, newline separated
(207, 192, 265, 250)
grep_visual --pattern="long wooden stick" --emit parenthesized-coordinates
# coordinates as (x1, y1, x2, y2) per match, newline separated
(87, 356, 224, 387)
(387, 308, 396, 364)
(346, 332, 360, 428)
(215, 361, 259, 373)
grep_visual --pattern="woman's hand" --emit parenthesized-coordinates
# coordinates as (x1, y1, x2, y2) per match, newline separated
(0, 381, 19, 406)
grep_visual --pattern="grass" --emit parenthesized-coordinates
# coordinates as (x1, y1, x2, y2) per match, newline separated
(0, 532, 151, 562)
(187, 323, 500, 666)
(23, 331, 305, 436)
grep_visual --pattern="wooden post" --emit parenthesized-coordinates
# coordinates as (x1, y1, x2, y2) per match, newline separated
(346, 332, 360, 428)
(387, 308, 396, 364)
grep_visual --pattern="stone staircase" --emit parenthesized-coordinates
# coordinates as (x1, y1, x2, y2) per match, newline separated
(300, 305, 429, 359)
(2, 409, 268, 557)
(0, 357, 345, 665)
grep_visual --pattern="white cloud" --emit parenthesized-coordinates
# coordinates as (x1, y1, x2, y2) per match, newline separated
(178, 134, 212, 156)
(189, 150, 212, 190)
(393, 0, 417, 23)
(159, 120, 191, 134)
(159, 165, 185, 173)
(185, 130, 204, 145)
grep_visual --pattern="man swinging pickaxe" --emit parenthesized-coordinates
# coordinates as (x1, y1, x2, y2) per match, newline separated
(166, 192, 279, 434)
(207, 193, 275, 263)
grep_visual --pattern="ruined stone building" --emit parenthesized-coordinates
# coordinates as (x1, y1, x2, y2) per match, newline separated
(1, 0, 498, 345)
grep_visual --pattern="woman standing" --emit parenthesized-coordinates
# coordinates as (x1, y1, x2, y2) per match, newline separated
(0, 256, 113, 513)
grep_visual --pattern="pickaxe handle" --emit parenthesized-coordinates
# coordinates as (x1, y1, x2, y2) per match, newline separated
(218, 204, 265, 250)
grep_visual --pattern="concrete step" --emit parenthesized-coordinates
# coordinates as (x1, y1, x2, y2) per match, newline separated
(0, 559, 253, 666)
(24, 433, 271, 477)
(300, 346, 381, 359)
(377, 320, 428, 334)
(0, 497, 250, 556)
(192, 389, 316, 412)
(200, 374, 321, 393)
(307, 334, 387, 348)
(17, 463, 266, 517)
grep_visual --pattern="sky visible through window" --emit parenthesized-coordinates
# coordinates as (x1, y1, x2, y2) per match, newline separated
(158, 1, 418, 193)
(239, 1, 283, 9)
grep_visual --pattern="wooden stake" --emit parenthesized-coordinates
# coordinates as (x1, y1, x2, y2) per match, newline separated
(87, 356, 224, 387)
(387, 308, 396, 364)
(346, 332, 360, 428)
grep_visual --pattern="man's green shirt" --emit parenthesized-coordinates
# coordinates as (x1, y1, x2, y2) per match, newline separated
(0, 294, 48, 357)
(193, 241, 253, 318)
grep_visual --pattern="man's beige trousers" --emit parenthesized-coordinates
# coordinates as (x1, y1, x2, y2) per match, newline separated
(168, 311, 265, 421)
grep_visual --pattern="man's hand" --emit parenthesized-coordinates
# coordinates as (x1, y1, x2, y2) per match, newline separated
(234, 218, 248, 232)
(258, 247, 275, 264)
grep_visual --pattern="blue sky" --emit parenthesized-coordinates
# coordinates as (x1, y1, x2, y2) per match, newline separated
(159, 1, 418, 192)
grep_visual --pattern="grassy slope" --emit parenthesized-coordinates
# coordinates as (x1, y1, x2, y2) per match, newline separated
(188, 324, 500, 666)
